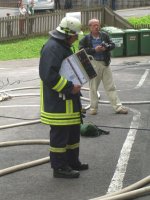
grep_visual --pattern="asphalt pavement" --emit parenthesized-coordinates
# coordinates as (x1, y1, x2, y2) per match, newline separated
(0, 54, 150, 200)
(0, 7, 19, 17)
(115, 6, 150, 19)
(0, 6, 150, 200)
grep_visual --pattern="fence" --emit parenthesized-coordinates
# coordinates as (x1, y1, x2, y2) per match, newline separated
(133, 24, 150, 29)
(0, 0, 150, 10)
(0, 7, 133, 42)
(0, 11, 66, 41)
(103, 6, 133, 29)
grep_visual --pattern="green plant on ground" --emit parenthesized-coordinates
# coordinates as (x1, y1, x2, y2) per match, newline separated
(0, 35, 83, 61)
(0, 36, 48, 61)
(0, 15, 150, 61)
(128, 15, 150, 25)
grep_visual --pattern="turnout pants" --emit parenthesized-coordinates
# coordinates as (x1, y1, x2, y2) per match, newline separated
(50, 125, 80, 169)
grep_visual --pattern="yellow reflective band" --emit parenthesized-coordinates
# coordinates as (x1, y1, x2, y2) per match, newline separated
(41, 111, 80, 119)
(66, 100, 73, 113)
(66, 143, 79, 150)
(40, 80, 44, 111)
(50, 146, 66, 153)
(41, 118, 81, 125)
(52, 76, 67, 92)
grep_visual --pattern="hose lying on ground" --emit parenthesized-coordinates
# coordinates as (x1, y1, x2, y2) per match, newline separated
(0, 119, 40, 130)
(92, 186, 150, 200)
(0, 156, 50, 177)
(0, 139, 50, 177)
(0, 87, 150, 199)
(0, 138, 150, 200)
(1, 88, 150, 105)
(0, 139, 49, 147)
(91, 176, 150, 200)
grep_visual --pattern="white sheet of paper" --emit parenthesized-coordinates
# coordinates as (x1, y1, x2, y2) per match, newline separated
(60, 55, 88, 85)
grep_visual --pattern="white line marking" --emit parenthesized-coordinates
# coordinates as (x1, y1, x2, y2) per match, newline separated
(107, 108, 141, 193)
(135, 69, 149, 89)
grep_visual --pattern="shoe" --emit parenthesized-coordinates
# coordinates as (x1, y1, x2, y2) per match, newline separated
(98, 92, 101, 99)
(81, 108, 86, 114)
(53, 166, 80, 178)
(90, 108, 97, 115)
(116, 107, 128, 114)
(71, 163, 89, 171)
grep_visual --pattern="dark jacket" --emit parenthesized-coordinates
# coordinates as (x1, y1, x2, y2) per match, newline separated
(79, 31, 115, 66)
(39, 37, 82, 126)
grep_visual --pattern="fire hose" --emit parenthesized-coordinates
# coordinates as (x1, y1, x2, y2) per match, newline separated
(0, 87, 150, 199)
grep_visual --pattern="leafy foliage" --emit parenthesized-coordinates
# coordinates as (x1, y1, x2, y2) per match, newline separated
(128, 15, 150, 25)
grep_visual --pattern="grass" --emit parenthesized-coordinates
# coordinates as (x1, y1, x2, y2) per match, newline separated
(0, 15, 150, 61)
(0, 35, 82, 61)
(128, 15, 150, 25)
(0, 36, 48, 61)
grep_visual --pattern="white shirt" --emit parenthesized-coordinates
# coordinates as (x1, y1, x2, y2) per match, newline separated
(19, 7, 27, 15)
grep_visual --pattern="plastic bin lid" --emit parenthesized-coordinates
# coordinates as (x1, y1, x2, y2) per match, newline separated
(102, 27, 124, 34)
(102, 26, 118, 29)
(108, 29, 124, 34)
(139, 29, 150, 32)
(124, 29, 139, 33)
(101, 26, 119, 31)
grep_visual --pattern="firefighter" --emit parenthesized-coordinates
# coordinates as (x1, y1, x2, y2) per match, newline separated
(39, 16, 88, 178)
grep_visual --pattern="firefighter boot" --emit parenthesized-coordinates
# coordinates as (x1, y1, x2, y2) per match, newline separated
(53, 166, 80, 178)
(70, 163, 89, 171)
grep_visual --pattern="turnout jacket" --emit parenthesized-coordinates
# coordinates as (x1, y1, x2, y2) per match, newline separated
(79, 31, 115, 66)
(39, 37, 82, 126)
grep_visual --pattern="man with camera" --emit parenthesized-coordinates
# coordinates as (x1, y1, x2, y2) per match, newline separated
(79, 18, 128, 115)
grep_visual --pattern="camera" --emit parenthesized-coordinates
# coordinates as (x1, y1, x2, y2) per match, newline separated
(101, 41, 110, 49)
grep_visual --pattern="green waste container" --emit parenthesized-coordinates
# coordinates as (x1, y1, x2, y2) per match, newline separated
(139, 29, 150, 55)
(101, 26, 118, 32)
(123, 29, 139, 56)
(102, 27, 124, 57)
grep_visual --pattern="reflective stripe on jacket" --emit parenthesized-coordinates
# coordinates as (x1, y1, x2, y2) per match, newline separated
(39, 37, 82, 126)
